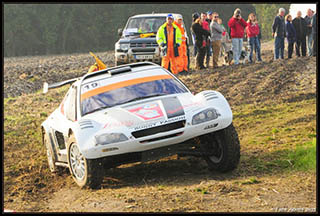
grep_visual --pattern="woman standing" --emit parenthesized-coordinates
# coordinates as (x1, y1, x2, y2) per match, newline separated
(191, 13, 211, 69)
(246, 13, 262, 62)
(285, 14, 296, 59)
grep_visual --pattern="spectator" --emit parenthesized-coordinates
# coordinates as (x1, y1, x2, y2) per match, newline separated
(311, 12, 317, 56)
(285, 14, 296, 59)
(191, 29, 197, 57)
(272, 8, 286, 60)
(206, 11, 214, 58)
(174, 14, 188, 74)
(246, 13, 262, 63)
(191, 13, 211, 69)
(228, 8, 247, 65)
(201, 12, 211, 68)
(191, 14, 198, 57)
(257, 26, 262, 45)
(305, 9, 314, 56)
(218, 18, 231, 57)
(156, 14, 182, 74)
(255, 16, 262, 46)
(210, 12, 224, 68)
(293, 11, 307, 57)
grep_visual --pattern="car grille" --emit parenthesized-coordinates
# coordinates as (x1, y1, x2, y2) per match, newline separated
(130, 42, 158, 48)
(132, 48, 156, 53)
(132, 120, 186, 138)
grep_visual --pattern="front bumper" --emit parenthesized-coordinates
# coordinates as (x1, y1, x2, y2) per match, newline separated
(82, 114, 232, 159)
(115, 47, 161, 64)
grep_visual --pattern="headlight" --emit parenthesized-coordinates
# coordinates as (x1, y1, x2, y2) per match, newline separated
(192, 108, 219, 125)
(120, 43, 130, 51)
(95, 133, 128, 146)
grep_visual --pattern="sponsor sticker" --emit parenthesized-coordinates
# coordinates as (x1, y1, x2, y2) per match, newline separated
(133, 115, 185, 131)
(128, 101, 164, 121)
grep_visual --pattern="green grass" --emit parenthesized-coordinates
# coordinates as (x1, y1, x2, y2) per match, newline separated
(288, 138, 316, 171)
(233, 98, 316, 174)
(241, 177, 261, 185)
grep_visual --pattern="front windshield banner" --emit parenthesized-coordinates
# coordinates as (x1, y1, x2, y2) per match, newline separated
(81, 74, 172, 101)
(80, 75, 188, 116)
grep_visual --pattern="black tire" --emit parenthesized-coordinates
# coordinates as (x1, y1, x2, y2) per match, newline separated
(43, 132, 64, 174)
(201, 123, 240, 172)
(67, 135, 103, 189)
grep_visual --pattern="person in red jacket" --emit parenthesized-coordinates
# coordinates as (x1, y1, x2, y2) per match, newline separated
(201, 12, 211, 68)
(246, 13, 262, 62)
(228, 8, 247, 65)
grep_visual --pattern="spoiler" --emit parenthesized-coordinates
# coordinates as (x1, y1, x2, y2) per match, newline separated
(43, 77, 79, 94)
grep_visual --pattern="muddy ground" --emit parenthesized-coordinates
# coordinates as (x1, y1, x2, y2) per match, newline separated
(3, 41, 317, 212)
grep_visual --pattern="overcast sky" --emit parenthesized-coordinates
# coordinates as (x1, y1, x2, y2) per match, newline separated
(289, 3, 316, 17)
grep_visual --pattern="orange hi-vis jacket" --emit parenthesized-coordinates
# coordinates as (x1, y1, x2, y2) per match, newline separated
(157, 23, 182, 74)
(174, 21, 188, 72)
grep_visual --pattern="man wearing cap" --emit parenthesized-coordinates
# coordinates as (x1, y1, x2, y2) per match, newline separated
(157, 14, 182, 75)
(228, 8, 247, 65)
(206, 11, 213, 25)
(174, 15, 188, 74)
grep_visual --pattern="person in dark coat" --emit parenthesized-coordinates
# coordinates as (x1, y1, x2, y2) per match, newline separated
(311, 12, 317, 56)
(285, 14, 296, 59)
(191, 13, 211, 69)
(292, 11, 307, 57)
(272, 8, 286, 60)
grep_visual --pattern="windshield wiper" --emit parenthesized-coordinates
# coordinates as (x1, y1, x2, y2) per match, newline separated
(114, 94, 167, 106)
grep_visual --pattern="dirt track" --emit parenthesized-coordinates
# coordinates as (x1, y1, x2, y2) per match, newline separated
(3, 41, 317, 212)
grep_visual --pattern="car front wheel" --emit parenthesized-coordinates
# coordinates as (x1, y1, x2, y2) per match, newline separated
(44, 132, 63, 173)
(67, 135, 103, 189)
(200, 123, 240, 172)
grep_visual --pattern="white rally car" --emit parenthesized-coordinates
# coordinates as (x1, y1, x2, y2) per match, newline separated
(41, 62, 240, 188)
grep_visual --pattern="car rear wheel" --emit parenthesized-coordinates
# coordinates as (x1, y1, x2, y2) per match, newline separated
(201, 123, 240, 172)
(67, 135, 103, 189)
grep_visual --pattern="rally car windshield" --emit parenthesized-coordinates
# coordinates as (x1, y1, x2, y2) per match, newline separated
(81, 78, 188, 116)
(124, 17, 166, 35)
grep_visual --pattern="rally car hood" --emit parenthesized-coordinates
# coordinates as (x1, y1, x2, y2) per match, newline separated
(79, 93, 205, 132)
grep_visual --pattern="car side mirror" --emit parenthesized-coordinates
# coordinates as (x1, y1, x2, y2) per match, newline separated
(118, 28, 123, 37)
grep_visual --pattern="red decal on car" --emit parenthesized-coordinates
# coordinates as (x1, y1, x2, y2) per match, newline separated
(128, 102, 164, 120)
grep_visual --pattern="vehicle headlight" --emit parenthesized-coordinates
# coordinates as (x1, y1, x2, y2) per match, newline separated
(192, 108, 219, 125)
(95, 133, 128, 145)
(120, 43, 130, 51)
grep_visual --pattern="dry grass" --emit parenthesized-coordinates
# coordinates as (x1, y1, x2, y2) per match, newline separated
(3, 41, 317, 212)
